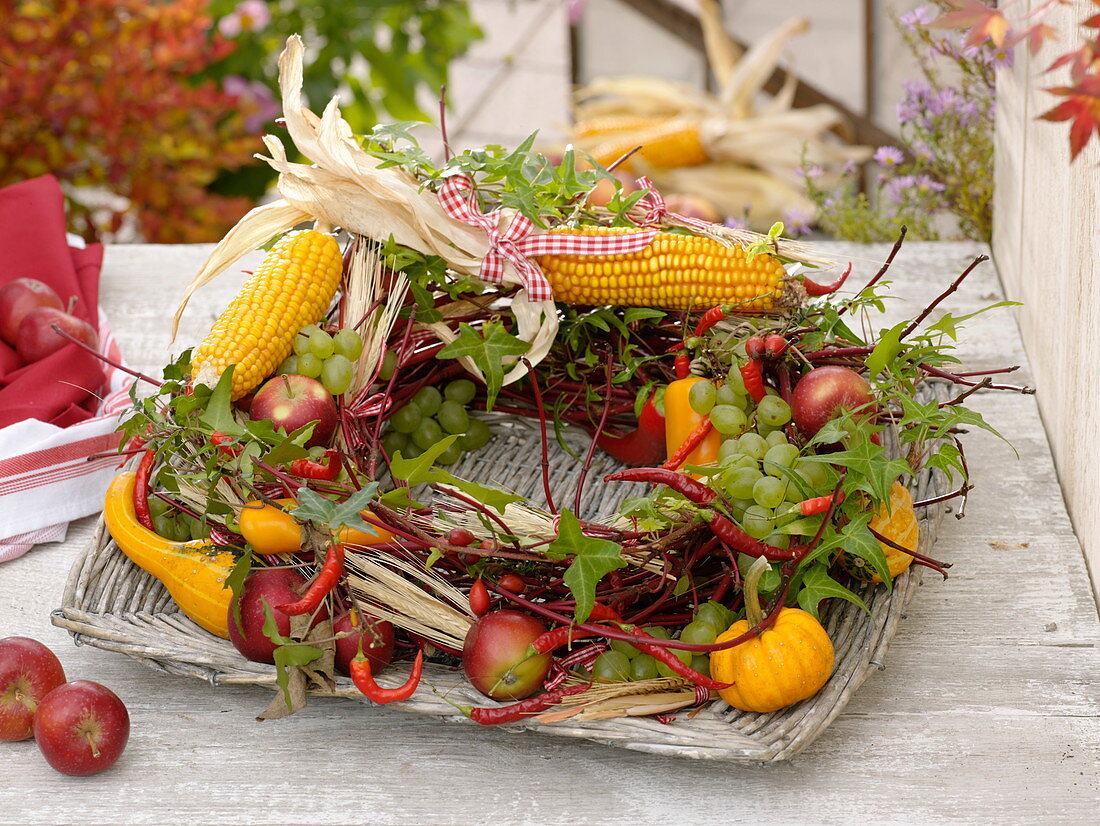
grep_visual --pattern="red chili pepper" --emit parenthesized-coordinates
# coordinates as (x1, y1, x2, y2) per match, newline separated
(289, 449, 342, 481)
(133, 449, 156, 531)
(349, 650, 424, 704)
(469, 579, 491, 616)
(739, 360, 767, 403)
(586, 602, 622, 623)
(467, 683, 591, 725)
(693, 306, 728, 337)
(276, 544, 345, 616)
(800, 491, 845, 516)
(497, 574, 526, 595)
(531, 624, 610, 655)
(673, 353, 691, 380)
(595, 393, 667, 467)
(630, 629, 732, 690)
(803, 262, 853, 296)
(661, 417, 714, 471)
(210, 431, 242, 459)
(763, 334, 789, 359)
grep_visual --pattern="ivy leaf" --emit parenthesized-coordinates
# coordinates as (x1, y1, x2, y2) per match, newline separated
(292, 484, 380, 533)
(198, 366, 245, 436)
(796, 563, 869, 619)
(437, 322, 530, 410)
(927, 301, 1019, 341)
(544, 509, 627, 624)
(261, 602, 324, 709)
(225, 553, 253, 635)
(802, 431, 908, 504)
(442, 479, 524, 515)
(864, 321, 906, 376)
(389, 435, 460, 485)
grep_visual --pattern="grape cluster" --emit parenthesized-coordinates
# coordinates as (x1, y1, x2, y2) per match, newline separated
(590, 602, 738, 682)
(277, 324, 364, 396)
(149, 497, 206, 542)
(382, 379, 491, 465)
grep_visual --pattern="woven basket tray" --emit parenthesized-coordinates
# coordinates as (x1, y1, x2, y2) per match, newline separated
(53, 387, 950, 764)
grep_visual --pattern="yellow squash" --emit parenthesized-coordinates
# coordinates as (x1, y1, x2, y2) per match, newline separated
(103, 472, 236, 638)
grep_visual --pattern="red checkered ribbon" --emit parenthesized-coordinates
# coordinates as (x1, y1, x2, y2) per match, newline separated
(544, 641, 608, 690)
(438, 174, 658, 301)
(629, 176, 714, 231)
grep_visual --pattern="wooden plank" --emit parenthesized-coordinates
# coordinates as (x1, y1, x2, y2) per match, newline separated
(0, 242, 1096, 824)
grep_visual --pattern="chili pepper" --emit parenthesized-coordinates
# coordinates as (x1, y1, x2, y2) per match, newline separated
(586, 602, 622, 622)
(673, 352, 691, 380)
(604, 467, 799, 561)
(800, 491, 844, 516)
(745, 336, 766, 360)
(275, 544, 345, 616)
(803, 262, 853, 296)
(210, 431, 241, 459)
(661, 418, 714, 471)
(664, 377, 720, 470)
(469, 578, 491, 616)
(530, 623, 614, 655)
(693, 305, 729, 337)
(133, 449, 156, 531)
(349, 650, 424, 704)
(595, 393, 666, 467)
(739, 359, 767, 403)
(289, 449, 342, 481)
(763, 334, 789, 359)
(467, 683, 591, 725)
(497, 574, 526, 595)
(631, 628, 732, 690)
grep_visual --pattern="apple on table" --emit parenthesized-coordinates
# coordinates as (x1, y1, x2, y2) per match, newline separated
(0, 278, 63, 345)
(16, 306, 99, 364)
(34, 681, 129, 777)
(0, 637, 66, 742)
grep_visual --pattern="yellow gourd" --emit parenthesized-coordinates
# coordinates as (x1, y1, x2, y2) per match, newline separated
(103, 472, 236, 638)
(238, 498, 395, 556)
(710, 557, 834, 713)
(841, 481, 919, 582)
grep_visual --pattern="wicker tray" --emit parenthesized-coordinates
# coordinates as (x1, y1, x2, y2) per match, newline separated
(52, 390, 950, 764)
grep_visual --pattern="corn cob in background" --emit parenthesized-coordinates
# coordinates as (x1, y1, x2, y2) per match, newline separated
(536, 228, 786, 311)
(191, 230, 343, 399)
(568, 4, 868, 227)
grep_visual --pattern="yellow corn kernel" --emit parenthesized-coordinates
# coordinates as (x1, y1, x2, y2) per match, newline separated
(573, 114, 670, 139)
(536, 228, 784, 311)
(588, 119, 709, 170)
(191, 230, 343, 400)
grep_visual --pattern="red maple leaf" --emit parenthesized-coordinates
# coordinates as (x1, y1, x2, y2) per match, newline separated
(930, 0, 1013, 48)
(1041, 73, 1100, 160)
(1048, 43, 1099, 83)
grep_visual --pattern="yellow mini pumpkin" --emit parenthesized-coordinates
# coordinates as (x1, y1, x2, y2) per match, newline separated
(842, 481, 919, 582)
(710, 558, 834, 713)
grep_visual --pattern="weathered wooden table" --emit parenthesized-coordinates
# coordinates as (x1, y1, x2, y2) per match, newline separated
(1, 242, 1097, 825)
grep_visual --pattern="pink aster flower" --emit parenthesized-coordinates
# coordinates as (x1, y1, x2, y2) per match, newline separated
(223, 75, 280, 133)
(218, 0, 271, 38)
(780, 207, 813, 237)
(873, 146, 905, 168)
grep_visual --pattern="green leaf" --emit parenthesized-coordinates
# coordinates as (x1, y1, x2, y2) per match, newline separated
(390, 435, 460, 485)
(544, 509, 627, 624)
(225, 553, 253, 636)
(437, 322, 529, 410)
(796, 563, 869, 619)
(444, 479, 524, 515)
(198, 366, 245, 436)
(865, 321, 906, 376)
(623, 307, 666, 324)
(926, 301, 1020, 341)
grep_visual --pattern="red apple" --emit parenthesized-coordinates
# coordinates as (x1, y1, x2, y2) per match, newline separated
(227, 567, 329, 664)
(0, 278, 63, 345)
(664, 193, 721, 224)
(333, 610, 395, 676)
(0, 637, 66, 742)
(791, 366, 876, 438)
(33, 681, 129, 776)
(462, 610, 551, 701)
(249, 374, 338, 448)
(15, 307, 98, 364)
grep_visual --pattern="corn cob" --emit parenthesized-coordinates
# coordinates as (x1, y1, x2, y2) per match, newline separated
(573, 114, 670, 139)
(588, 118, 709, 170)
(191, 230, 343, 399)
(536, 228, 784, 311)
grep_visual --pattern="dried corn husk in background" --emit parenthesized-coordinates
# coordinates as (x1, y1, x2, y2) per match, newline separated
(569, 3, 869, 226)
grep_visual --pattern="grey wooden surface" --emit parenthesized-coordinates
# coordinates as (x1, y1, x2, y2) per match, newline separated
(1, 242, 1097, 825)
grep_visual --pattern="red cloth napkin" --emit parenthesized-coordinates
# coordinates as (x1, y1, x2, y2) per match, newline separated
(0, 176, 106, 428)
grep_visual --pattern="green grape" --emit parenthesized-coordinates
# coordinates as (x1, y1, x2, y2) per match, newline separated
(459, 418, 491, 451)
(412, 417, 443, 450)
(320, 354, 354, 395)
(412, 385, 442, 417)
(609, 638, 639, 659)
(656, 646, 693, 678)
(331, 328, 363, 361)
(643, 626, 671, 640)
(728, 497, 755, 517)
(765, 429, 788, 447)
(690, 655, 711, 677)
(148, 497, 171, 518)
(593, 650, 632, 682)
(444, 378, 477, 404)
(436, 441, 463, 466)
(688, 380, 717, 415)
(715, 383, 741, 407)
(680, 620, 718, 646)
(277, 354, 299, 375)
(710, 404, 747, 435)
(742, 505, 774, 539)
(630, 655, 660, 681)
(694, 602, 731, 633)
(437, 400, 470, 434)
(378, 350, 398, 381)
(726, 366, 747, 396)
(752, 475, 787, 509)
(390, 402, 422, 434)
(162, 517, 190, 542)
(380, 430, 408, 457)
(308, 329, 335, 360)
(293, 330, 312, 356)
(185, 516, 207, 542)
(764, 532, 791, 549)
(738, 432, 768, 460)
(757, 394, 792, 427)
(785, 482, 804, 503)
(763, 443, 800, 477)
(726, 466, 763, 499)
(296, 352, 323, 378)
(402, 442, 424, 459)
(795, 459, 830, 492)
(718, 438, 742, 464)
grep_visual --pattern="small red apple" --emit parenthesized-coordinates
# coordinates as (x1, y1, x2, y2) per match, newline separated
(0, 637, 67, 742)
(249, 374, 338, 448)
(791, 366, 876, 438)
(333, 610, 395, 676)
(462, 610, 551, 701)
(227, 567, 329, 664)
(33, 681, 129, 776)
(0, 278, 63, 345)
(15, 307, 98, 364)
